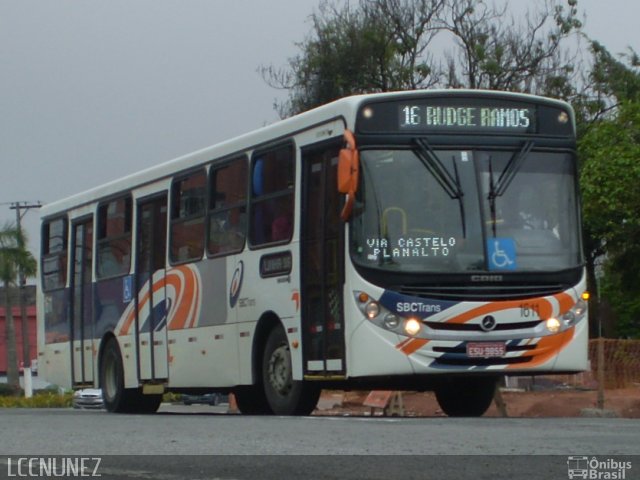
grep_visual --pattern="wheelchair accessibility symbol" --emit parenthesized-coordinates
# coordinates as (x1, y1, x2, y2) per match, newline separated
(488, 238, 517, 271)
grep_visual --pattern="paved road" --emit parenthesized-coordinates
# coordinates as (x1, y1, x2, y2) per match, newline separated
(1, 407, 638, 479)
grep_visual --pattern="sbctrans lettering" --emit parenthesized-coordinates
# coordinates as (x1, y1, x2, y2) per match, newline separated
(396, 302, 441, 314)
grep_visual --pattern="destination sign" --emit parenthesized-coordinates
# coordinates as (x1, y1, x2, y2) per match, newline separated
(399, 104, 535, 132)
(354, 96, 578, 136)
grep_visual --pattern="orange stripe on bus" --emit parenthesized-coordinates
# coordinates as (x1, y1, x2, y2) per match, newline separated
(554, 292, 575, 314)
(444, 298, 554, 325)
(399, 338, 429, 355)
(395, 337, 413, 350)
(167, 266, 197, 331)
(507, 327, 574, 369)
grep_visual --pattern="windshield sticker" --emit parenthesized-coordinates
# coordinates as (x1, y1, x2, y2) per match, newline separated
(487, 238, 517, 271)
(364, 236, 456, 261)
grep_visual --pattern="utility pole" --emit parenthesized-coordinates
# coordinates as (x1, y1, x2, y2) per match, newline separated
(9, 201, 41, 398)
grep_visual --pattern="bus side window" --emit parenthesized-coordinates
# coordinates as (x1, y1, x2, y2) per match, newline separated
(170, 169, 206, 263)
(249, 144, 295, 247)
(208, 156, 248, 256)
(41, 217, 68, 291)
(41, 216, 70, 344)
(96, 196, 132, 278)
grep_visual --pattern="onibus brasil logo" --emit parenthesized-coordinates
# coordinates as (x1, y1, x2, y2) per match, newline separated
(567, 456, 632, 479)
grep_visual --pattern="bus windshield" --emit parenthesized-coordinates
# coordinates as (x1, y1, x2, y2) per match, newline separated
(350, 147, 581, 273)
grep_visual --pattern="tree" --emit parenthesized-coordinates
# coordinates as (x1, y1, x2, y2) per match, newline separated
(262, 0, 583, 117)
(0, 223, 37, 393)
(578, 46, 640, 337)
(261, 0, 445, 117)
(441, 0, 581, 93)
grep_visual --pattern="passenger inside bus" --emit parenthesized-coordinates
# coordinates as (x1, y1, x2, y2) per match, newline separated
(271, 200, 293, 242)
(515, 185, 550, 230)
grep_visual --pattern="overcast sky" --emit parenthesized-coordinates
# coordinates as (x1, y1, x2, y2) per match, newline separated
(1, 0, 638, 260)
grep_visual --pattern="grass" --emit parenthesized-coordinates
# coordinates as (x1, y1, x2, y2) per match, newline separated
(0, 390, 73, 408)
(0, 386, 181, 408)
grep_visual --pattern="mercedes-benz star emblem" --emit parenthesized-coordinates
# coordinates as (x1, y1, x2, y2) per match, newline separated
(480, 315, 497, 332)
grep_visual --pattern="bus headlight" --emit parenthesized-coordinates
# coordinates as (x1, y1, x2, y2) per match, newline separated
(354, 291, 424, 337)
(384, 313, 400, 329)
(546, 317, 561, 333)
(561, 298, 588, 326)
(365, 301, 381, 319)
(404, 318, 422, 336)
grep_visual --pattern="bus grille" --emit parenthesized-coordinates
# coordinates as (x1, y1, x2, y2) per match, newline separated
(434, 355, 534, 366)
(396, 284, 566, 301)
(423, 320, 541, 332)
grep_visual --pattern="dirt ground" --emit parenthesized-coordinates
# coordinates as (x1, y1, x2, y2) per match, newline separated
(315, 386, 640, 418)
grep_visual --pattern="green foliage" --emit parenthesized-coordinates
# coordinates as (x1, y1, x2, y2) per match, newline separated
(600, 268, 640, 339)
(442, 0, 580, 93)
(0, 391, 73, 408)
(580, 102, 640, 249)
(0, 383, 21, 396)
(0, 222, 37, 286)
(162, 392, 183, 403)
(579, 99, 640, 338)
(262, 0, 444, 117)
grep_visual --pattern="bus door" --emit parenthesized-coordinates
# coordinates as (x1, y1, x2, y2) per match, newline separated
(135, 195, 169, 382)
(70, 218, 94, 386)
(300, 142, 346, 375)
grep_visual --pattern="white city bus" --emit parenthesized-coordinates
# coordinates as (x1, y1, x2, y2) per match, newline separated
(37, 90, 588, 416)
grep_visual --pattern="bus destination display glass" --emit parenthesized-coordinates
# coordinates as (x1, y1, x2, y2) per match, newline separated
(356, 96, 573, 136)
(399, 104, 534, 133)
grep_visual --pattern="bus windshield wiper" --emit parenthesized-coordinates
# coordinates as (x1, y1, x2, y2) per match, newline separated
(487, 140, 535, 236)
(414, 138, 463, 199)
(413, 138, 466, 237)
(489, 140, 535, 199)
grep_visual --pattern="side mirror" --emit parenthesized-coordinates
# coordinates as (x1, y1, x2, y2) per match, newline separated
(338, 130, 359, 221)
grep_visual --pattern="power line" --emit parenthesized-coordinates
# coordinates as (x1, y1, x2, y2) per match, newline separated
(9, 201, 42, 222)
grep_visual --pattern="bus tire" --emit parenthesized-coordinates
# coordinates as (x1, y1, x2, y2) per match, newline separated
(434, 376, 498, 417)
(261, 326, 320, 415)
(100, 338, 161, 414)
(234, 385, 272, 415)
(130, 393, 162, 414)
(100, 337, 130, 413)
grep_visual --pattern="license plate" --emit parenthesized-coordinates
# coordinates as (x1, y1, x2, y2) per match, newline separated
(466, 342, 506, 358)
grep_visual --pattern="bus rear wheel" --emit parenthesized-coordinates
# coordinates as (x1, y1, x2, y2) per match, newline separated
(434, 376, 498, 417)
(100, 337, 161, 414)
(262, 326, 320, 415)
(100, 338, 129, 413)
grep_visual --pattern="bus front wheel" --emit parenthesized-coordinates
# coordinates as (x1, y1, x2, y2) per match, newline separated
(434, 376, 498, 417)
(262, 326, 320, 415)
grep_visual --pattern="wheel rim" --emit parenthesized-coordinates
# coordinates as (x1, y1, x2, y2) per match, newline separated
(267, 343, 292, 396)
